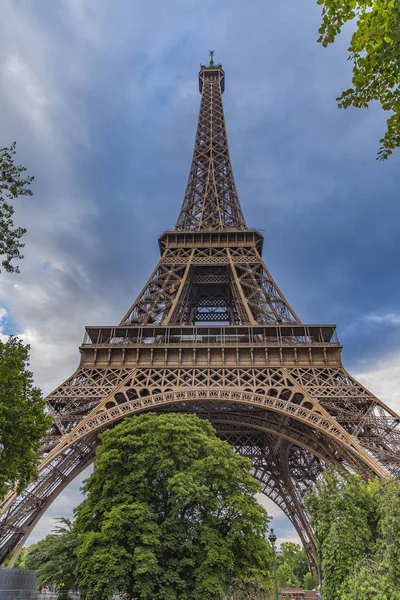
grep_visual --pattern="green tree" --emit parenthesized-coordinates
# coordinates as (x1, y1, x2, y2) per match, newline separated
(75, 413, 273, 600)
(305, 470, 374, 599)
(305, 471, 400, 599)
(276, 562, 299, 588)
(344, 477, 400, 599)
(279, 542, 309, 583)
(275, 542, 310, 588)
(302, 571, 319, 590)
(0, 142, 33, 273)
(344, 556, 394, 600)
(376, 477, 400, 587)
(318, 0, 400, 159)
(14, 546, 29, 569)
(24, 518, 77, 590)
(0, 337, 50, 500)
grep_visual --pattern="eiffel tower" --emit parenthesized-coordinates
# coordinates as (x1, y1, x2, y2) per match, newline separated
(2, 55, 400, 568)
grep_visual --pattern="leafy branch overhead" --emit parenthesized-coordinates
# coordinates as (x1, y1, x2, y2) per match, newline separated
(0, 142, 34, 273)
(318, 0, 400, 159)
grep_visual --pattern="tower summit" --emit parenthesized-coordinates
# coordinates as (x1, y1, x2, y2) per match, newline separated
(175, 52, 244, 231)
(1, 58, 400, 570)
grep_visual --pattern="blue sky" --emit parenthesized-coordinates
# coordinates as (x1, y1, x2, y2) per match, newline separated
(1, 0, 399, 547)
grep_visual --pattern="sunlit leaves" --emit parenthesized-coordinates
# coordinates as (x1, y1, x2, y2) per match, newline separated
(317, 0, 400, 159)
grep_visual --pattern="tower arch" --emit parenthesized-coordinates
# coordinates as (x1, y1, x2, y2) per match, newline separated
(1, 56, 400, 567)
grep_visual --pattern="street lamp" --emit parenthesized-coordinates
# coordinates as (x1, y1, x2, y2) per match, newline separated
(268, 528, 279, 600)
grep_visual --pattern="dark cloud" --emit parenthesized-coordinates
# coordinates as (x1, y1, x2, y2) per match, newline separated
(1, 0, 399, 545)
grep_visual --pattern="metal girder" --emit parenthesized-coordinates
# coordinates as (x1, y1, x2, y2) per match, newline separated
(120, 246, 299, 326)
(1, 57, 399, 568)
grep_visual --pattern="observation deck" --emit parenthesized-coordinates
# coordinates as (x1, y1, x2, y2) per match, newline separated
(158, 229, 264, 255)
(80, 324, 342, 369)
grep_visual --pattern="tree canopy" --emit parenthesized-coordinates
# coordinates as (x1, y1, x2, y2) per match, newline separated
(305, 470, 400, 599)
(318, 0, 400, 159)
(0, 142, 33, 273)
(276, 542, 317, 590)
(24, 518, 77, 590)
(0, 337, 50, 500)
(74, 413, 274, 600)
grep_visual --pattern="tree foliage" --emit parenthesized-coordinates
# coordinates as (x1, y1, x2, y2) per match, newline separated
(318, 0, 400, 159)
(24, 518, 77, 590)
(305, 470, 400, 599)
(302, 570, 319, 591)
(74, 413, 273, 600)
(276, 561, 299, 588)
(275, 542, 317, 590)
(13, 546, 29, 569)
(0, 142, 33, 273)
(278, 542, 308, 583)
(0, 337, 50, 499)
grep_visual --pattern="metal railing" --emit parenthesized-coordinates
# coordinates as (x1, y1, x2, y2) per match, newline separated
(82, 324, 339, 348)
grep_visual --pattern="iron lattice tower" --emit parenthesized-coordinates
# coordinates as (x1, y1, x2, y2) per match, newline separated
(2, 58, 400, 567)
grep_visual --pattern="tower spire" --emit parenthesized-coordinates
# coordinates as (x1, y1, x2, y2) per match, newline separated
(175, 59, 247, 231)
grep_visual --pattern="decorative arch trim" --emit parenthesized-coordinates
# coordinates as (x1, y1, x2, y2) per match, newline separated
(41, 388, 385, 477)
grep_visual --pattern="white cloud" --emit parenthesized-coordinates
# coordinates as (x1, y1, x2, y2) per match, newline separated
(0, 1, 110, 393)
(355, 351, 400, 414)
(4, 55, 52, 137)
(0, 259, 119, 394)
(0, 308, 8, 343)
(364, 312, 400, 326)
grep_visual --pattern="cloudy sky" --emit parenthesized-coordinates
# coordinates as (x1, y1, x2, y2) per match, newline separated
(1, 0, 399, 547)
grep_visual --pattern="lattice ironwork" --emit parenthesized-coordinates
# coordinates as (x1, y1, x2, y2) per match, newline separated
(175, 61, 246, 231)
(121, 245, 299, 326)
(1, 57, 399, 569)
